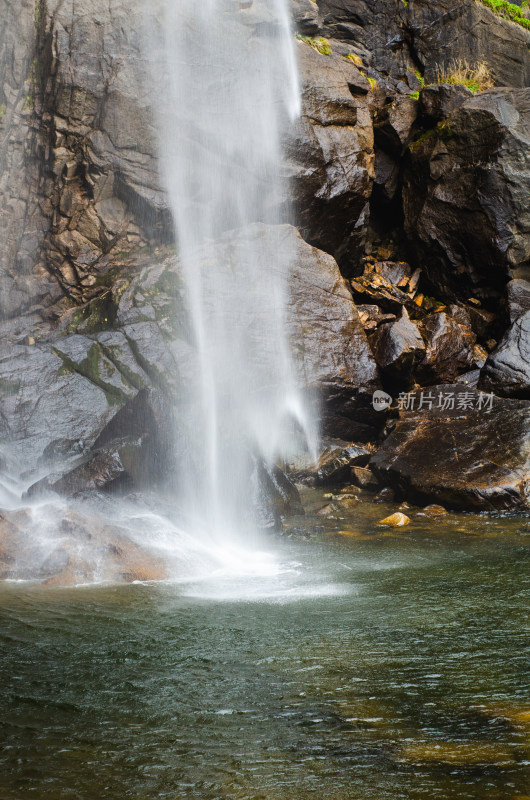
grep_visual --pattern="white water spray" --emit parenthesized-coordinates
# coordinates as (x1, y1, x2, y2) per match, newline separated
(145, 0, 316, 542)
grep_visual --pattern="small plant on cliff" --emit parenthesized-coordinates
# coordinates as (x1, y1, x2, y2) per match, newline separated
(0, 103, 6, 121)
(346, 53, 363, 67)
(477, 0, 530, 30)
(435, 60, 494, 92)
(296, 35, 332, 55)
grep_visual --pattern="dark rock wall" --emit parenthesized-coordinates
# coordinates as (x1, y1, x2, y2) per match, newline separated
(0, 0, 54, 318)
(0, 0, 530, 512)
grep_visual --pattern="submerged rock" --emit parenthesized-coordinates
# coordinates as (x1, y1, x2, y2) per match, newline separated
(0, 506, 167, 585)
(370, 385, 530, 511)
(419, 503, 448, 517)
(378, 512, 410, 527)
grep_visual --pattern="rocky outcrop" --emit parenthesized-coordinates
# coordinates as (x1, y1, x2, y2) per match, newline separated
(480, 311, 530, 399)
(506, 279, 530, 324)
(287, 39, 374, 273)
(0, 225, 382, 496)
(0, 0, 56, 318)
(317, 0, 530, 89)
(292, 0, 321, 35)
(369, 308, 425, 384)
(38, 0, 168, 302)
(404, 89, 530, 302)
(370, 385, 530, 511)
(416, 311, 480, 384)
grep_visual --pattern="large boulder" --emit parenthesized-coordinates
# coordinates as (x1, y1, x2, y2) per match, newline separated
(403, 89, 530, 302)
(417, 311, 478, 384)
(480, 311, 530, 399)
(369, 307, 425, 384)
(280, 225, 383, 439)
(370, 385, 530, 511)
(286, 39, 374, 273)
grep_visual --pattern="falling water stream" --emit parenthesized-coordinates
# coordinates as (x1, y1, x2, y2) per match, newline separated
(0, 4, 529, 796)
(145, 0, 316, 546)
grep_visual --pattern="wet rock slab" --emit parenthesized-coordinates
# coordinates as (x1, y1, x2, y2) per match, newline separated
(0, 507, 167, 586)
(370, 385, 530, 512)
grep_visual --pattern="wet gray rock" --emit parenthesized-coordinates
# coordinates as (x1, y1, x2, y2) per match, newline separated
(404, 89, 530, 302)
(419, 84, 473, 125)
(375, 97, 419, 158)
(291, 0, 321, 35)
(252, 457, 304, 530)
(480, 311, 530, 399)
(0, 225, 382, 499)
(0, 0, 56, 318)
(26, 387, 175, 499)
(506, 279, 530, 324)
(370, 385, 530, 511)
(286, 40, 374, 273)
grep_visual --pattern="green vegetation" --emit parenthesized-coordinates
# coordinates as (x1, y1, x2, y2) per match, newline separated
(478, 0, 530, 30)
(408, 60, 493, 98)
(435, 60, 494, 92)
(407, 68, 425, 87)
(0, 103, 6, 121)
(346, 53, 363, 67)
(360, 71, 378, 90)
(296, 35, 332, 55)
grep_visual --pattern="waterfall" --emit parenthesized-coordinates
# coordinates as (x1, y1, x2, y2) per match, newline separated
(145, 0, 317, 542)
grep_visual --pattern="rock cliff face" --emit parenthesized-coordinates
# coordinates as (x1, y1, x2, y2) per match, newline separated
(0, 0, 54, 318)
(1, 0, 530, 518)
(318, 0, 530, 88)
(403, 89, 530, 301)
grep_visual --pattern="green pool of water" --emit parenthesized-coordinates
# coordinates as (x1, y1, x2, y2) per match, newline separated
(1, 500, 529, 799)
